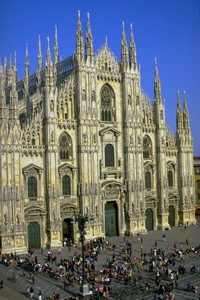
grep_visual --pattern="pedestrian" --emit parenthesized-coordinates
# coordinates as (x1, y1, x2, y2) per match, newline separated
(0, 279, 3, 288)
(29, 286, 34, 299)
(38, 290, 43, 300)
(34, 255, 38, 264)
(31, 273, 35, 284)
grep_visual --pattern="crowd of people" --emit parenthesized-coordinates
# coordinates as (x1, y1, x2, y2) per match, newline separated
(0, 227, 200, 299)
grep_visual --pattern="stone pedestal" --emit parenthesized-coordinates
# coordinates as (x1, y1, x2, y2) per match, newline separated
(79, 283, 93, 298)
(1, 233, 27, 254)
(179, 209, 196, 225)
(50, 230, 62, 248)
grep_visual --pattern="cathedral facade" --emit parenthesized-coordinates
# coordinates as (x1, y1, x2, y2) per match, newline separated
(0, 14, 196, 253)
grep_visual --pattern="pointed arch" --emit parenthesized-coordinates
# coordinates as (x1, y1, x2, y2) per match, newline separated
(59, 132, 73, 160)
(167, 162, 175, 188)
(143, 135, 152, 159)
(101, 84, 115, 122)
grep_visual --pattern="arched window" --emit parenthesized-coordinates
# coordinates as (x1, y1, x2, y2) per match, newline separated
(168, 170, 174, 187)
(143, 136, 152, 159)
(105, 144, 115, 167)
(101, 84, 115, 122)
(28, 176, 37, 198)
(19, 113, 26, 129)
(62, 175, 71, 196)
(59, 133, 72, 160)
(145, 171, 152, 190)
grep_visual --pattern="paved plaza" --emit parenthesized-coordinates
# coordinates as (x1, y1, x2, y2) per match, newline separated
(0, 224, 200, 299)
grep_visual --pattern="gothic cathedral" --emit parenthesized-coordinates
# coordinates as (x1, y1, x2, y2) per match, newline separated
(0, 13, 196, 253)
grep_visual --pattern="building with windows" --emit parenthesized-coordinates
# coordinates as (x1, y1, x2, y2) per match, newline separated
(0, 14, 196, 253)
(194, 156, 200, 222)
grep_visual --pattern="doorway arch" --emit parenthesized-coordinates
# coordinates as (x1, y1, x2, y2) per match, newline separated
(28, 222, 41, 249)
(145, 208, 154, 231)
(105, 201, 119, 236)
(168, 205, 176, 227)
(63, 218, 74, 244)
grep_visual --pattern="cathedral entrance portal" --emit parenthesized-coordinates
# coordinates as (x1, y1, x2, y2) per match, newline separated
(105, 201, 119, 237)
(168, 206, 175, 227)
(145, 208, 154, 231)
(63, 218, 74, 244)
(28, 222, 41, 249)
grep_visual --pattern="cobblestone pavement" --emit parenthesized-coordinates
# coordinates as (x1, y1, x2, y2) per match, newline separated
(0, 224, 200, 299)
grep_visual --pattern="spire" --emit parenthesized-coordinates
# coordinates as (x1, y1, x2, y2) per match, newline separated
(25, 45, 29, 75)
(121, 21, 129, 70)
(12, 51, 17, 87)
(9, 54, 12, 69)
(176, 90, 182, 130)
(105, 36, 108, 48)
(46, 36, 52, 66)
(183, 90, 188, 113)
(54, 25, 59, 64)
(75, 10, 84, 64)
(3, 57, 7, 72)
(86, 12, 92, 38)
(122, 21, 127, 45)
(154, 57, 162, 102)
(85, 12, 94, 63)
(0, 67, 7, 119)
(183, 90, 190, 130)
(45, 36, 55, 89)
(0, 63, 5, 105)
(37, 35, 42, 71)
(14, 51, 17, 72)
(24, 44, 29, 92)
(176, 89, 181, 110)
(129, 24, 137, 70)
(176, 90, 181, 120)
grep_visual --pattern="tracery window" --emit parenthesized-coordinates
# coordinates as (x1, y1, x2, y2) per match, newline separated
(28, 176, 37, 199)
(62, 175, 71, 196)
(145, 171, 152, 190)
(105, 144, 115, 167)
(101, 84, 115, 122)
(168, 170, 173, 188)
(167, 170, 174, 188)
(143, 136, 152, 159)
(59, 133, 72, 160)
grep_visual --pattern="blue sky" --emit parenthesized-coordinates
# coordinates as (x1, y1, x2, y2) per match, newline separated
(0, 0, 200, 154)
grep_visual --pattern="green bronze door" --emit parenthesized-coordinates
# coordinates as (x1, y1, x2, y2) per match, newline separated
(105, 201, 118, 236)
(28, 222, 41, 249)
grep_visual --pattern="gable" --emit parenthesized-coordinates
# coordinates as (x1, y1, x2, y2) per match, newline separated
(96, 44, 120, 73)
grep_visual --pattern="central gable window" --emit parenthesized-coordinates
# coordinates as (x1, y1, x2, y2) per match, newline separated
(143, 135, 152, 159)
(101, 84, 115, 122)
(59, 133, 73, 160)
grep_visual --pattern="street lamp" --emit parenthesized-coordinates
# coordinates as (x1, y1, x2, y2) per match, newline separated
(74, 212, 93, 298)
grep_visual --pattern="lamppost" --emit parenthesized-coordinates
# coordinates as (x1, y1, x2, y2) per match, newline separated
(74, 212, 92, 298)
